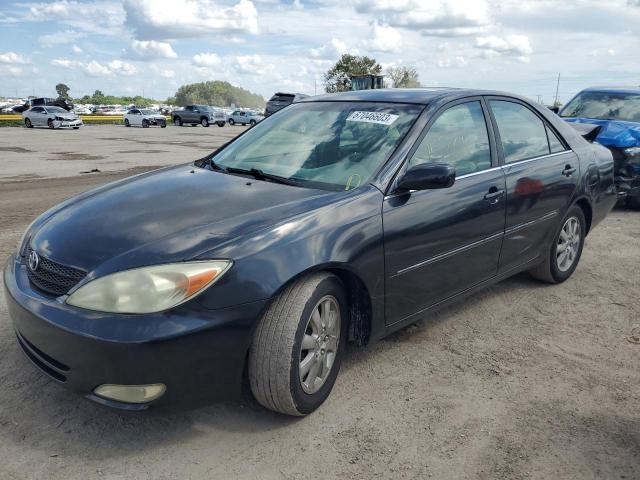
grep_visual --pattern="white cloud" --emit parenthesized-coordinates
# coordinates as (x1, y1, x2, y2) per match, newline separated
(123, 0, 258, 40)
(0, 65, 25, 77)
(475, 34, 532, 61)
(38, 30, 86, 47)
(354, 0, 490, 36)
(193, 52, 222, 67)
(0, 51, 30, 64)
(369, 21, 402, 52)
(437, 56, 467, 68)
(234, 54, 274, 75)
(129, 40, 177, 60)
(72, 45, 83, 54)
(51, 58, 137, 76)
(24, 1, 125, 35)
(310, 38, 349, 59)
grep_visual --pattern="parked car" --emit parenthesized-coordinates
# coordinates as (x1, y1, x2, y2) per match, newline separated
(265, 92, 308, 117)
(22, 106, 82, 129)
(172, 105, 225, 127)
(559, 86, 640, 209)
(227, 110, 264, 126)
(124, 108, 167, 128)
(14, 97, 74, 113)
(5, 88, 616, 415)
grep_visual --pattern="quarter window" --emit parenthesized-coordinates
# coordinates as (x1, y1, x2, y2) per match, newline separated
(409, 101, 491, 176)
(490, 100, 549, 163)
(546, 126, 566, 153)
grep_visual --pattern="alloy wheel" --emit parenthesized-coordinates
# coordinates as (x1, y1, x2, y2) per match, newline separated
(557, 216, 580, 272)
(299, 295, 340, 394)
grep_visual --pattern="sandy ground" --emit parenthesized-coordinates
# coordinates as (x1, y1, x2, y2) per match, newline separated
(0, 125, 639, 480)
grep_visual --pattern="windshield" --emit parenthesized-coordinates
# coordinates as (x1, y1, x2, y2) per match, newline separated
(140, 109, 155, 115)
(211, 101, 423, 191)
(47, 106, 67, 113)
(197, 105, 212, 111)
(560, 91, 640, 122)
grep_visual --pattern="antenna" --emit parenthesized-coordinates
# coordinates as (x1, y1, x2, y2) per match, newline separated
(554, 73, 561, 106)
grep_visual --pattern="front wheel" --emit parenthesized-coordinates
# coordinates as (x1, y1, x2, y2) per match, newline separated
(248, 273, 346, 416)
(529, 205, 586, 283)
(201, 117, 209, 127)
(217, 122, 225, 127)
(25, 118, 32, 128)
(124, 118, 130, 127)
(228, 118, 235, 125)
(142, 119, 149, 128)
(47, 119, 54, 129)
(626, 195, 640, 210)
(249, 119, 256, 126)
(173, 117, 182, 126)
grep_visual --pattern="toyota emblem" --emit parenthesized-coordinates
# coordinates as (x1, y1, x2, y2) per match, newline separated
(28, 251, 39, 272)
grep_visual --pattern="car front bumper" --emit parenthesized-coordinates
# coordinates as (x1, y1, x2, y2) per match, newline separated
(3, 254, 267, 410)
(54, 118, 83, 128)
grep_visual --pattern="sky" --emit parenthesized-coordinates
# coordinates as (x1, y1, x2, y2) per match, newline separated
(0, 0, 639, 104)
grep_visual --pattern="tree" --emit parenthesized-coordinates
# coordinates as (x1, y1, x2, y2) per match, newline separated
(173, 81, 265, 108)
(55, 83, 70, 99)
(387, 66, 420, 88)
(324, 54, 382, 93)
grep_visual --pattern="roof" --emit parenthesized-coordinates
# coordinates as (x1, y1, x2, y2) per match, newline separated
(297, 87, 517, 105)
(581, 86, 640, 95)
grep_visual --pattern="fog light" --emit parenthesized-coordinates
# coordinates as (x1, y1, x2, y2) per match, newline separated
(94, 384, 166, 404)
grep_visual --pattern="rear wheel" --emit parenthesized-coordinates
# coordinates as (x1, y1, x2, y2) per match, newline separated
(626, 195, 640, 210)
(529, 205, 586, 283)
(173, 117, 182, 126)
(217, 122, 225, 127)
(248, 273, 346, 416)
(24, 118, 32, 128)
(201, 117, 209, 127)
(124, 118, 130, 127)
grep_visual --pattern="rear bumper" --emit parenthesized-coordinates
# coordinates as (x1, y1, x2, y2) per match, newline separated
(4, 255, 267, 410)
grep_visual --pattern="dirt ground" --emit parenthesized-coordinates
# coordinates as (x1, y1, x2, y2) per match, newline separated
(0, 125, 638, 480)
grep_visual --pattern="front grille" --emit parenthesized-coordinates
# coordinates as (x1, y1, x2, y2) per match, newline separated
(25, 247, 86, 296)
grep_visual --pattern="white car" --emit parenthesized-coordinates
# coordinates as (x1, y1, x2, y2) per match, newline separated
(124, 108, 167, 128)
(227, 110, 264, 126)
(22, 106, 82, 129)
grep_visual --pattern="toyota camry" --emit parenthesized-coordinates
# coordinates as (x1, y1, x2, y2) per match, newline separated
(4, 88, 617, 415)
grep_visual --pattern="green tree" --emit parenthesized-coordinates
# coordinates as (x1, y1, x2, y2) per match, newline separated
(55, 83, 70, 99)
(173, 81, 265, 108)
(324, 54, 382, 93)
(387, 66, 420, 88)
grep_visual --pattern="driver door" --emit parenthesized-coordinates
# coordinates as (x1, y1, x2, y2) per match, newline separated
(383, 99, 507, 325)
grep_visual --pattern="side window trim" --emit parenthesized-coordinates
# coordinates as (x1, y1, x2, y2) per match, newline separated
(485, 96, 572, 166)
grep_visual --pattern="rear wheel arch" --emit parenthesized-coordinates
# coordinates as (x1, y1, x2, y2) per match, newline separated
(574, 197, 593, 235)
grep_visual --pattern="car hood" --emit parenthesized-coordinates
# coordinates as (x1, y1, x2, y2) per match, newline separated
(563, 117, 640, 148)
(30, 164, 338, 273)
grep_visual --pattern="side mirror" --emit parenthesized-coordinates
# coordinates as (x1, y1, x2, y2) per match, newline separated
(397, 163, 456, 191)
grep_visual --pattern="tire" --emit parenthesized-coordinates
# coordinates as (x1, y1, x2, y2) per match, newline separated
(250, 119, 256, 126)
(73, 127, 79, 129)
(201, 117, 209, 127)
(529, 205, 586, 284)
(173, 117, 182, 126)
(142, 119, 149, 128)
(626, 195, 640, 210)
(160, 122, 167, 128)
(47, 119, 54, 129)
(124, 119, 130, 127)
(25, 118, 32, 128)
(228, 118, 235, 125)
(248, 273, 347, 416)
(217, 122, 225, 127)
(242, 123, 246, 126)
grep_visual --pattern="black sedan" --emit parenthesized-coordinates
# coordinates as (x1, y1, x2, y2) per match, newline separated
(4, 88, 617, 415)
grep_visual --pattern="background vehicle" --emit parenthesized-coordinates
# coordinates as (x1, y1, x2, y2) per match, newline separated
(13, 97, 73, 113)
(5, 89, 616, 416)
(172, 105, 225, 127)
(22, 106, 82, 129)
(265, 92, 308, 117)
(124, 108, 167, 128)
(560, 86, 640, 209)
(350, 74, 385, 91)
(227, 110, 264, 126)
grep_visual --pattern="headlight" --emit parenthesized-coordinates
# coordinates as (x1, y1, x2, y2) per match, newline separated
(66, 261, 232, 314)
(623, 147, 640, 157)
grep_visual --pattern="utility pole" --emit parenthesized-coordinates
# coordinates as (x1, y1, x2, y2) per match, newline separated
(554, 73, 561, 106)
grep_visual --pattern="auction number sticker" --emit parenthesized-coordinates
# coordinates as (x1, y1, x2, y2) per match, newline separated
(346, 111, 399, 125)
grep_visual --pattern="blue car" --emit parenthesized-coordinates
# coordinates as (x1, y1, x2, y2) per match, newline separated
(560, 86, 640, 209)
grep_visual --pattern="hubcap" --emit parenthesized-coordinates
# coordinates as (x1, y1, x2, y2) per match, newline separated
(556, 216, 580, 272)
(299, 295, 340, 394)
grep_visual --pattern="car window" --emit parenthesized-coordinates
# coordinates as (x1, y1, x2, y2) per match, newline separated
(408, 101, 491, 176)
(185, 106, 193, 111)
(559, 91, 640, 122)
(490, 100, 549, 163)
(31, 107, 44, 113)
(131, 109, 139, 114)
(546, 126, 566, 153)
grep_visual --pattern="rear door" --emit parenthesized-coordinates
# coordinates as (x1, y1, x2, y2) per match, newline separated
(383, 98, 506, 325)
(486, 98, 579, 272)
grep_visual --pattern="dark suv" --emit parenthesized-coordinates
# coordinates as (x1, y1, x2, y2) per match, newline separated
(265, 92, 308, 117)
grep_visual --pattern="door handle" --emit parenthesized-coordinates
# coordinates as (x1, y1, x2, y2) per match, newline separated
(562, 164, 576, 177)
(484, 187, 505, 203)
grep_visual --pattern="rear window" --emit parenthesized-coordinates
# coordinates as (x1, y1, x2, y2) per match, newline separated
(270, 94, 295, 103)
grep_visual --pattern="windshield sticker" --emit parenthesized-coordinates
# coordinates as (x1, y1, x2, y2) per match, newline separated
(346, 111, 399, 126)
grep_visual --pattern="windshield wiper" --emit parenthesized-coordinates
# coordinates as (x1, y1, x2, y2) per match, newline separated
(206, 157, 228, 173)
(225, 167, 303, 187)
